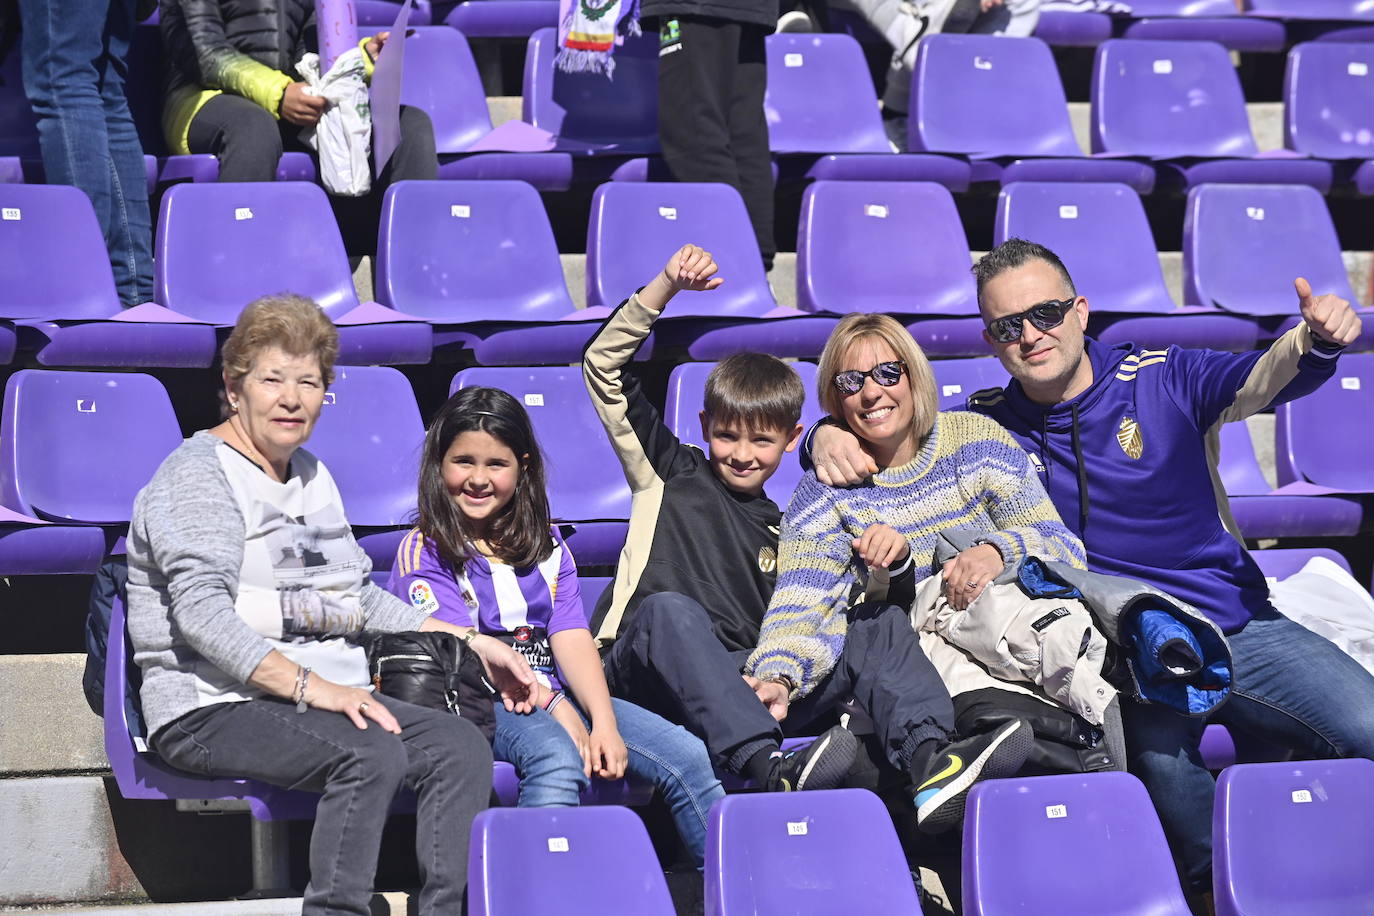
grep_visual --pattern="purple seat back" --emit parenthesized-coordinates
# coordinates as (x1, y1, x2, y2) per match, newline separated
(0, 371, 182, 524)
(356, 0, 433, 25)
(1214, 759, 1374, 916)
(376, 180, 575, 322)
(1285, 42, 1374, 160)
(932, 358, 1010, 410)
(963, 772, 1192, 916)
(0, 50, 40, 158)
(1092, 39, 1258, 158)
(1129, 0, 1240, 13)
(578, 575, 611, 621)
(445, 0, 558, 37)
(1218, 421, 1272, 496)
(450, 367, 631, 522)
(798, 181, 977, 317)
(911, 35, 1081, 158)
(1250, 547, 1354, 580)
(1183, 184, 1353, 316)
(705, 789, 921, 915)
(587, 182, 775, 315)
(398, 27, 491, 154)
(1245, 0, 1374, 20)
(0, 184, 124, 319)
(764, 34, 890, 154)
(522, 27, 659, 150)
(303, 366, 423, 527)
(995, 182, 1175, 314)
(1275, 353, 1374, 492)
(663, 361, 822, 508)
(155, 181, 360, 323)
(468, 807, 675, 916)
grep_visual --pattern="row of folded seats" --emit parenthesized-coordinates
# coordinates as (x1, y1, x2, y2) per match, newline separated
(3, 30, 1374, 198)
(2, 357, 1370, 578)
(463, 761, 1374, 915)
(1, 175, 1370, 370)
(1036, 0, 1374, 48)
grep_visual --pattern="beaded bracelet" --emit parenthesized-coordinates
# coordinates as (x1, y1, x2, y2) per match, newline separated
(293, 666, 312, 714)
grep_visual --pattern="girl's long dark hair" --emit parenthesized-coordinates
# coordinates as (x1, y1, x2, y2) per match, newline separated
(416, 387, 554, 570)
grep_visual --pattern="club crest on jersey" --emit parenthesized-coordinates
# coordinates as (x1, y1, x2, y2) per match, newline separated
(1117, 416, 1143, 460)
(408, 580, 440, 613)
(758, 545, 777, 574)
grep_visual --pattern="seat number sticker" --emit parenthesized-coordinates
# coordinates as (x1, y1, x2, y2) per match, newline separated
(1046, 804, 1068, 819)
(787, 821, 808, 836)
(547, 837, 569, 852)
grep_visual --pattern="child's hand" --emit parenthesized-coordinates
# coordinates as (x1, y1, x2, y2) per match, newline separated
(661, 244, 724, 293)
(589, 724, 629, 780)
(853, 523, 910, 571)
(550, 698, 593, 778)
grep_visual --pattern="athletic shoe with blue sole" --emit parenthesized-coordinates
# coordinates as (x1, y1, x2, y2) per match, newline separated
(913, 718, 1032, 833)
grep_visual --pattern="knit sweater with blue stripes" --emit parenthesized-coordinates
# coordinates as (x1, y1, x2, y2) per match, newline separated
(745, 409, 1086, 698)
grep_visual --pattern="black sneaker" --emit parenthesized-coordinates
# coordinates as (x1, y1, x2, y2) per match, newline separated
(766, 725, 858, 792)
(912, 719, 1032, 834)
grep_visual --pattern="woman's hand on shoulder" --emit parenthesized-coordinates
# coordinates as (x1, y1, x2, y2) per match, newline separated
(470, 634, 539, 713)
(309, 680, 401, 733)
(549, 698, 593, 778)
(940, 543, 1004, 612)
(589, 723, 628, 781)
(853, 523, 910, 570)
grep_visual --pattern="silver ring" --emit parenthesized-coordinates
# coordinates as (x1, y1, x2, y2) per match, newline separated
(359, 701, 370, 712)
(966, 580, 979, 588)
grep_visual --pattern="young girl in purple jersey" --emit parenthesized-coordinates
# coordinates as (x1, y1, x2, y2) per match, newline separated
(388, 386, 723, 864)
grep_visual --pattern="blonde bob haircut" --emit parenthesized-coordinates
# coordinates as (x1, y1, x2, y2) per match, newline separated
(816, 313, 939, 443)
(220, 294, 339, 397)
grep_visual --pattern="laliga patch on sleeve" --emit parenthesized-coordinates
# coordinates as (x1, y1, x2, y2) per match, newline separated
(408, 579, 440, 614)
(1031, 606, 1071, 631)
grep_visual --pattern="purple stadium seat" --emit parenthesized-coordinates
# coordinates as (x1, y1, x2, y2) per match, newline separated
(705, 789, 921, 916)
(932, 358, 1010, 410)
(1275, 353, 1374, 492)
(1285, 42, 1374, 196)
(1092, 39, 1334, 191)
(1214, 759, 1374, 916)
(356, 0, 432, 25)
(579, 576, 611, 619)
(796, 180, 983, 356)
(1121, 0, 1287, 53)
(469, 807, 675, 916)
(445, 0, 558, 36)
(910, 35, 1155, 192)
(1250, 546, 1354, 580)
(523, 27, 660, 155)
(588, 181, 837, 359)
(663, 362, 824, 507)
(1182, 184, 1371, 340)
(1245, 0, 1374, 20)
(963, 772, 1193, 916)
(0, 184, 216, 367)
(995, 181, 1259, 351)
(1219, 420, 1362, 537)
(155, 181, 433, 364)
(1036, 9, 1116, 47)
(375, 180, 606, 365)
(450, 367, 630, 564)
(763, 33, 971, 190)
(400, 27, 571, 190)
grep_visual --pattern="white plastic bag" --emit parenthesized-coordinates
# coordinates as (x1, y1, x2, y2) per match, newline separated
(296, 49, 372, 197)
(1269, 556, 1374, 677)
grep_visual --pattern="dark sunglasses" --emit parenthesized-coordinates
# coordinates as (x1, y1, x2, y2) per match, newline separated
(832, 359, 907, 395)
(985, 297, 1076, 344)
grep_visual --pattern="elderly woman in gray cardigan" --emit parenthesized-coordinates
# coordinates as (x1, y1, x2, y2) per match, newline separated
(126, 294, 536, 916)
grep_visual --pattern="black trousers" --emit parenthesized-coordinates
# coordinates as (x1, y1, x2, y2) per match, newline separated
(602, 591, 955, 775)
(186, 92, 437, 252)
(656, 16, 777, 270)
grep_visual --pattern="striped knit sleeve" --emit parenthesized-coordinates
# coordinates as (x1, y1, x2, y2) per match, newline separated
(744, 474, 859, 697)
(961, 415, 1087, 571)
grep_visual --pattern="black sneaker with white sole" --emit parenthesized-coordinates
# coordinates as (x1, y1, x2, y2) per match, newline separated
(766, 725, 858, 792)
(912, 718, 1032, 834)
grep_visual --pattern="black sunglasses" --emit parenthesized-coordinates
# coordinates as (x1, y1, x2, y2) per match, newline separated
(985, 297, 1076, 344)
(832, 360, 907, 395)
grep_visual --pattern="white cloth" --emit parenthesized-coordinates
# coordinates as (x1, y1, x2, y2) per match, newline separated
(296, 49, 373, 197)
(1269, 557, 1374, 678)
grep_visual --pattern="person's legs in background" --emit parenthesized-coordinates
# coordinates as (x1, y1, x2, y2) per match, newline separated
(186, 93, 284, 181)
(724, 23, 775, 271)
(20, 0, 153, 305)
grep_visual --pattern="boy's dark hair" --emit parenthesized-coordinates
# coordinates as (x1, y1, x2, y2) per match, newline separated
(416, 386, 553, 570)
(972, 238, 1077, 310)
(703, 352, 805, 432)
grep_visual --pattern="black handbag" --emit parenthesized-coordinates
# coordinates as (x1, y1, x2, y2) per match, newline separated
(363, 631, 497, 742)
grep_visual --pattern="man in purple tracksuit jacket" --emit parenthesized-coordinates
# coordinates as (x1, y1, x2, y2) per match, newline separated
(810, 237, 1373, 899)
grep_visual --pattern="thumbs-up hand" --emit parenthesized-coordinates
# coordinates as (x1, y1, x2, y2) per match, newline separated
(1296, 277, 1361, 347)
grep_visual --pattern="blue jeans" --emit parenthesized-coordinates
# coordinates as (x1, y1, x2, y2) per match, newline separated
(493, 696, 725, 866)
(1123, 610, 1374, 891)
(19, 0, 154, 305)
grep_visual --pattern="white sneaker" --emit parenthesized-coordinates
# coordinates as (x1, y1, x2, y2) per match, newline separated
(776, 9, 816, 32)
